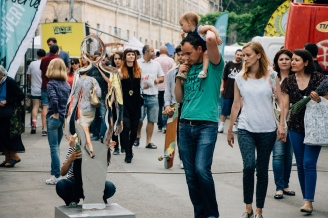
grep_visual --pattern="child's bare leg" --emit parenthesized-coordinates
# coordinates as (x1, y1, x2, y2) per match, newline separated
(198, 51, 209, 78)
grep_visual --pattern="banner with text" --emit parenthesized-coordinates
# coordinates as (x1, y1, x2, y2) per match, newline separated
(41, 22, 86, 57)
(215, 12, 229, 57)
(0, 0, 47, 78)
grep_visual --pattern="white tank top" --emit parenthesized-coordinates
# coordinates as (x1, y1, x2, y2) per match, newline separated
(235, 70, 277, 133)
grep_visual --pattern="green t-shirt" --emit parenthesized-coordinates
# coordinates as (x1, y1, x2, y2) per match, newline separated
(181, 58, 224, 122)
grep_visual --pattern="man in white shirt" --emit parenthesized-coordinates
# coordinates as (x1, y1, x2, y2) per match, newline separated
(154, 46, 175, 133)
(27, 49, 46, 134)
(135, 45, 164, 149)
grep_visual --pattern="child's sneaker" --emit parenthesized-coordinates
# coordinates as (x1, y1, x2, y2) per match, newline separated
(176, 72, 187, 81)
(42, 130, 47, 136)
(197, 71, 207, 79)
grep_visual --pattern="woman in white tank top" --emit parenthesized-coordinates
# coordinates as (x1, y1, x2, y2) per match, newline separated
(227, 42, 282, 218)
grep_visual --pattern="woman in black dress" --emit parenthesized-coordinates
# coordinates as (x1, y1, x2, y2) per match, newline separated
(0, 65, 25, 167)
(118, 49, 142, 163)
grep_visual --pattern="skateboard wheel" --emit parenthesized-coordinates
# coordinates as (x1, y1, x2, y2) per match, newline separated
(158, 156, 163, 161)
(168, 153, 173, 158)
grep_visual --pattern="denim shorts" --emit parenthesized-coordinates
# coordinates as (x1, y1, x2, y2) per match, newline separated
(41, 89, 49, 106)
(140, 94, 159, 123)
(221, 97, 233, 116)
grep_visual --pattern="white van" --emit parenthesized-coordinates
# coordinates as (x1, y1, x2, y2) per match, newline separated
(224, 45, 243, 63)
(252, 36, 285, 64)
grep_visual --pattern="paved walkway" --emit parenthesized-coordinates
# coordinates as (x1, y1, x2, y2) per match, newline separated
(0, 114, 327, 217)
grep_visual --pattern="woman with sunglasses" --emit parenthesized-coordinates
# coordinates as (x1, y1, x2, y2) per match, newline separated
(118, 49, 142, 163)
(68, 58, 80, 87)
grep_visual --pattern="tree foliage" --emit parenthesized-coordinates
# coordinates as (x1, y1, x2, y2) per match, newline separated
(200, 0, 286, 43)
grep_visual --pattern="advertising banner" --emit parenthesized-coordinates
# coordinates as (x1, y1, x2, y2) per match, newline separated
(285, 3, 328, 72)
(215, 12, 229, 56)
(41, 22, 86, 57)
(0, 0, 47, 78)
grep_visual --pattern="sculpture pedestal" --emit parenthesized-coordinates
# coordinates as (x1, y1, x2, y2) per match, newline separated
(55, 203, 135, 218)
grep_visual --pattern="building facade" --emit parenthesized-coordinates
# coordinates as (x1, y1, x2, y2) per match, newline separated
(40, 0, 221, 49)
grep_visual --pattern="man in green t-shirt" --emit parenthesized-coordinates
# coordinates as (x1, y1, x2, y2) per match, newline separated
(175, 32, 223, 218)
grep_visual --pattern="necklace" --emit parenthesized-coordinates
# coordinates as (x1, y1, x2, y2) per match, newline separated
(128, 68, 134, 96)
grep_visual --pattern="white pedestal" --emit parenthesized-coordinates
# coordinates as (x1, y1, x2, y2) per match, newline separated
(55, 203, 135, 218)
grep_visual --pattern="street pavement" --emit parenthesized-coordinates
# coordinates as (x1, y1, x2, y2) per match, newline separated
(0, 114, 327, 218)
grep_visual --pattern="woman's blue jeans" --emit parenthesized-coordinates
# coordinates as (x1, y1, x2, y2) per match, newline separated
(272, 137, 293, 191)
(178, 121, 219, 218)
(288, 130, 321, 202)
(46, 117, 64, 178)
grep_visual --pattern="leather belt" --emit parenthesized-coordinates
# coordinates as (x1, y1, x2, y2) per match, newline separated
(180, 119, 216, 126)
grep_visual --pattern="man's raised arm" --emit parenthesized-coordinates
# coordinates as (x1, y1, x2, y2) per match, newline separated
(206, 30, 221, 65)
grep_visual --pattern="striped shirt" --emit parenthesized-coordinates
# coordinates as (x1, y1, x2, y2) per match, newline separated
(64, 147, 75, 181)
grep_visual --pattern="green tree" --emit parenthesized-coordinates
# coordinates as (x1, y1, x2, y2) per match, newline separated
(200, 0, 286, 43)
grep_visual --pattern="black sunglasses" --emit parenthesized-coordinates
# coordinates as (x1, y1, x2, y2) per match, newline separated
(71, 62, 79, 65)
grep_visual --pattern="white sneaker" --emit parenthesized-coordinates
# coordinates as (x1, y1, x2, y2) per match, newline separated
(45, 175, 61, 185)
(180, 161, 184, 169)
(232, 124, 238, 133)
(218, 122, 224, 133)
(197, 71, 207, 79)
(176, 72, 187, 81)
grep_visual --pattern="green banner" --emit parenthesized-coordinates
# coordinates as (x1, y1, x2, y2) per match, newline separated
(0, 0, 47, 78)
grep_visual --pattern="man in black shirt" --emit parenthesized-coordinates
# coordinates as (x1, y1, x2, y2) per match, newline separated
(218, 49, 243, 133)
(304, 43, 324, 74)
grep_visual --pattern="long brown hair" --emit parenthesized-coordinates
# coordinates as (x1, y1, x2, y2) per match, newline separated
(242, 42, 270, 80)
(120, 49, 141, 79)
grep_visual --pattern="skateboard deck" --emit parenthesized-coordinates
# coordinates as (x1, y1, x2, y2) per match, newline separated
(158, 103, 179, 169)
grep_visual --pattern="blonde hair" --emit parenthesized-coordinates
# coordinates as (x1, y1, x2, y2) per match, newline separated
(179, 11, 200, 26)
(242, 42, 270, 80)
(46, 58, 68, 81)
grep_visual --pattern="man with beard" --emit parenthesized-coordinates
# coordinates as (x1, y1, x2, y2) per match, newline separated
(218, 49, 243, 133)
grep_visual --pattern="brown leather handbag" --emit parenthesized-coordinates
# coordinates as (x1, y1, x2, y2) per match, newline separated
(90, 78, 101, 107)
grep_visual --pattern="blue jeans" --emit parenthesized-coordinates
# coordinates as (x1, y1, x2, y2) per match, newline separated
(288, 130, 321, 202)
(56, 179, 116, 205)
(178, 121, 219, 218)
(46, 117, 64, 178)
(272, 137, 293, 191)
(238, 129, 276, 208)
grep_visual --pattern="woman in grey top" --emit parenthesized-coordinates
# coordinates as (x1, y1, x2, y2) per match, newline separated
(72, 70, 101, 158)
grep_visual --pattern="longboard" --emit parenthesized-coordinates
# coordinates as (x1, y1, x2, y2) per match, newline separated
(158, 103, 179, 169)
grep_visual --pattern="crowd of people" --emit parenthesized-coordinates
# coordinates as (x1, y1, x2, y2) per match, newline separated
(0, 10, 327, 218)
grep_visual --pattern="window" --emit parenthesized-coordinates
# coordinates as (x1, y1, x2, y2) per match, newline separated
(145, 39, 148, 45)
(127, 30, 130, 39)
